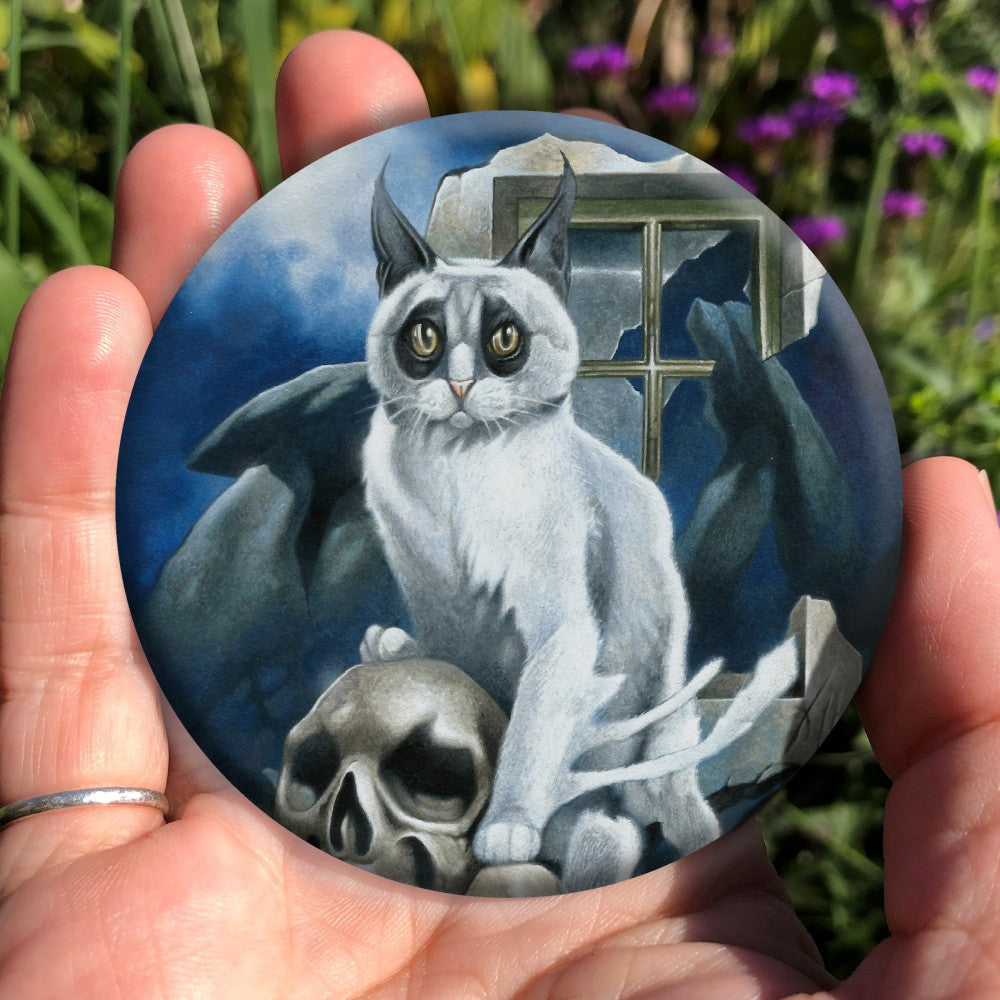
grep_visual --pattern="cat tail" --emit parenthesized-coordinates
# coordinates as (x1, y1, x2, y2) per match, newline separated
(565, 636, 799, 796)
(587, 657, 726, 745)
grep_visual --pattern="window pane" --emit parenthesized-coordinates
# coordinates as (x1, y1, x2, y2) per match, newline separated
(658, 228, 730, 358)
(567, 227, 643, 361)
(659, 227, 758, 359)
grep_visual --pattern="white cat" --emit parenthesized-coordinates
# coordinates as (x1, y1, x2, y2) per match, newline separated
(361, 161, 787, 890)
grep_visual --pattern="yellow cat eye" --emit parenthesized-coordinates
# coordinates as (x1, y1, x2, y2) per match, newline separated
(409, 321, 440, 358)
(488, 323, 522, 359)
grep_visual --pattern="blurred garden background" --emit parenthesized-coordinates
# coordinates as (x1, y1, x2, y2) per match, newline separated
(2, 0, 998, 979)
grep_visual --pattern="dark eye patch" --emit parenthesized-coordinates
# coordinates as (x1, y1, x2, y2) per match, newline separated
(395, 302, 446, 379)
(480, 294, 530, 377)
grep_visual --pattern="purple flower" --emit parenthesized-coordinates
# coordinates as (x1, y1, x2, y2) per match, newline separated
(567, 43, 631, 77)
(882, 189, 926, 218)
(807, 70, 859, 107)
(737, 113, 795, 147)
(973, 316, 997, 343)
(966, 66, 998, 97)
(788, 215, 848, 250)
(712, 162, 758, 195)
(899, 131, 948, 158)
(789, 99, 845, 130)
(700, 34, 734, 57)
(874, 0, 930, 28)
(646, 83, 699, 119)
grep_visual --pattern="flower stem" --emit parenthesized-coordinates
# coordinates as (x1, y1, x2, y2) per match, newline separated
(163, 0, 214, 128)
(925, 145, 970, 272)
(146, 0, 186, 104)
(112, 0, 137, 193)
(968, 87, 1000, 327)
(5, 0, 23, 257)
(851, 130, 896, 307)
(236, 0, 280, 191)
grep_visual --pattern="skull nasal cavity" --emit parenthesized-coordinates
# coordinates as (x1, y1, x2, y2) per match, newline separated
(330, 771, 374, 857)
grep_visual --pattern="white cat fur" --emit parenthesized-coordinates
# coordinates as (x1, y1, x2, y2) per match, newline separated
(362, 235, 722, 886)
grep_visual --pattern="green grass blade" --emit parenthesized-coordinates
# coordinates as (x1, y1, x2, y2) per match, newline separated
(17, 29, 84, 53)
(430, 0, 472, 106)
(0, 239, 32, 376)
(145, 0, 186, 103)
(237, 0, 281, 191)
(163, 0, 214, 128)
(0, 135, 91, 266)
(494, 0, 553, 109)
(5, 0, 23, 257)
(925, 145, 971, 272)
(969, 88, 1000, 326)
(851, 130, 896, 306)
(112, 0, 138, 193)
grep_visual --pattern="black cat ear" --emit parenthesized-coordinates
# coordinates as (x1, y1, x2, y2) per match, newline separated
(500, 154, 576, 300)
(371, 165, 437, 296)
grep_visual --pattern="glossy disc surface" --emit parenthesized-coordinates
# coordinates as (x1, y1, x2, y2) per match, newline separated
(117, 112, 902, 896)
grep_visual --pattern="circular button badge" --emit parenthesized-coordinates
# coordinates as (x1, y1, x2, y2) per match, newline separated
(117, 112, 902, 896)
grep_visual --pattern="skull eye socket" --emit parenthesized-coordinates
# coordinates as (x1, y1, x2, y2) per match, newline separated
(381, 722, 478, 823)
(284, 729, 341, 812)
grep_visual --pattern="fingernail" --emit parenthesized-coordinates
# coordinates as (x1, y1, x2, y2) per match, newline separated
(979, 469, 999, 526)
(979, 468, 995, 504)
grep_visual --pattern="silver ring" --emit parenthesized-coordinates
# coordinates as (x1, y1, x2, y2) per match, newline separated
(0, 787, 169, 831)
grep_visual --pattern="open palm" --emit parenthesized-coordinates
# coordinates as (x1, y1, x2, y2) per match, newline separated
(2, 31, 999, 1000)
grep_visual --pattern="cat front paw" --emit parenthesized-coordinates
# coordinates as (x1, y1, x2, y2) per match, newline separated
(473, 809, 542, 865)
(360, 624, 423, 663)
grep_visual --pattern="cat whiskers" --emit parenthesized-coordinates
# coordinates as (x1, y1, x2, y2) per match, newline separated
(474, 415, 498, 443)
(498, 406, 546, 428)
(373, 392, 412, 412)
(352, 400, 382, 418)
(418, 409, 436, 437)
(403, 406, 433, 439)
(355, 391, 415, 420)
(381, 398, 434, 438)
(507, 393, 568, 417)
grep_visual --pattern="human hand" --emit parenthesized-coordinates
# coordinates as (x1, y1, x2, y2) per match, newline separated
(2, 30, 999, 998)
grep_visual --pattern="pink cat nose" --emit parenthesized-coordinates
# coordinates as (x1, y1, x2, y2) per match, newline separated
(448, 379, 475, 402)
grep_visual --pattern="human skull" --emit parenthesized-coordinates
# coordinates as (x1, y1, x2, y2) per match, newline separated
(275, 658, 507, 893)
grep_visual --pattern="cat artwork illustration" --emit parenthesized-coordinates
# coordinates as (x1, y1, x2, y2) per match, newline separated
(119, 119, 901, 899)
(361, 159, 797, 891)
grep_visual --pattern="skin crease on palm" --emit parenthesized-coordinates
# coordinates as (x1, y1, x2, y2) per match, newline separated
(0, 30, 999, 1000)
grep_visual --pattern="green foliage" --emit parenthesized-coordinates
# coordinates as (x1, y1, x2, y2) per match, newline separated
(759, 706, 890, 980)
(0, 240, 30, 355)
(1, 0, 997, 977)
(0, 1, 555, 362)
(236, 0, 279, 189)
(680, 0, 812, 147)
